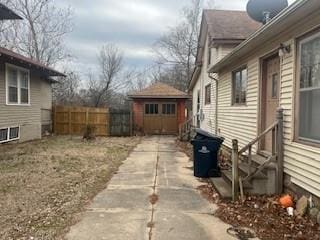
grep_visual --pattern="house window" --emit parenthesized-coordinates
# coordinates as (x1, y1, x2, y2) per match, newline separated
(297, 31, 320, 143)
(232, 67, 247, 105)
(208, 48, 212, 66)
(205, 84, 211, 105)
(6, 64, 30, 105)
(162, 104, 176, 115)
(0, 126, 20, 143)
(145, 103, 158, 115)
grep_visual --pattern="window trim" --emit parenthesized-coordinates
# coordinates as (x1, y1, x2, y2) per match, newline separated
(232, 66, 248, 106)
(295, 30, 320, 147)
(144, 103, 159, 115)
(0, 126, 20, 144)
(5, 63, 31, 106)
(204, 84, 211, 105)
(161, 103, 177, 116)
(208, 48, 212, 66)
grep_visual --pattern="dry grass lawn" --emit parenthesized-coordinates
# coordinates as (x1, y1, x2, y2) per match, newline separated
(0, 136, 140, 240)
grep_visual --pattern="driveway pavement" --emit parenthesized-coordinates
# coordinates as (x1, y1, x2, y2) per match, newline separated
(66, 136, 237, 240)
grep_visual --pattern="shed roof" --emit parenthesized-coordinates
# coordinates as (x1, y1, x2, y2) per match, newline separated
(204, 9, 261, 40)
(0, 3, 22, 20)
(128, 82, 190, 99)
(0, 47, 65, 77)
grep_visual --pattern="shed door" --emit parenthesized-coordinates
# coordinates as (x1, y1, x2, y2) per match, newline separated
(143, 102, 177, 135)
(261, 55, 280, 152)
(161, 103, 177, 134)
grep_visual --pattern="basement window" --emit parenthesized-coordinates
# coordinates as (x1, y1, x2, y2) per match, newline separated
(0, 126, 20, 143)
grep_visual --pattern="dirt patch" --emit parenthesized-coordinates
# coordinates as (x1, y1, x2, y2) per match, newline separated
(176, 140, 193, 162)
(149, 193, 159, 205)
(0, 136, 140, 240)
(197, 182, 320, 240)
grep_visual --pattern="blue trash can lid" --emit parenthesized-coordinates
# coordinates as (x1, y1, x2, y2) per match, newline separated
(195, 128, 224, 141)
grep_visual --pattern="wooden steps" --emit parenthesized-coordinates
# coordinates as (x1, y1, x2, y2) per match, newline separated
(210, 177, 232, 199)
(210, 154, 277, 199)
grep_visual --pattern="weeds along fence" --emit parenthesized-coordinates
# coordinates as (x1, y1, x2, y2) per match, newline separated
(53, 106, 132, 137)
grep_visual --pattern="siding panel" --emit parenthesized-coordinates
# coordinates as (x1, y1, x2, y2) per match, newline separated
(0, 60, 45, 142)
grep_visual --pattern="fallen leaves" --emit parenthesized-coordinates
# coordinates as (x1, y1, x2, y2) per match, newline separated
(0, 136, 140, 240)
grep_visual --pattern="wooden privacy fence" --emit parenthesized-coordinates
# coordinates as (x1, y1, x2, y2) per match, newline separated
(53, 106, 110, 136)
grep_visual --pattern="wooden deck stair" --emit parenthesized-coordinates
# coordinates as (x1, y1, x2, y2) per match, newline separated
(211, 154, 277, 199)
(211, 108, 284, 200)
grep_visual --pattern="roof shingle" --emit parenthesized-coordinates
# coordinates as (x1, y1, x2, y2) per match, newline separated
(128, 82, 190, 99)
(0, 47, 65, 77)
(204, 9, 261, 40)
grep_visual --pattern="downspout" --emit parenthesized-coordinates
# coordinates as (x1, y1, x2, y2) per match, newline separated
(208, 74, 218, 135)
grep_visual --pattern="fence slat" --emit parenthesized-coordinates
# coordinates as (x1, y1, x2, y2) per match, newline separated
(53, 106, 109, 136)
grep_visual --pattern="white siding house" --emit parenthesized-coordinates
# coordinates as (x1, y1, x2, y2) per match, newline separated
(190, 1, 320, 198)
(189, 10, 260, 134)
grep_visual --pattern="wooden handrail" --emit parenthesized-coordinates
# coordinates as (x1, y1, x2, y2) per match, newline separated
(232, 108, 284, 201)
(179, 114, 199, 140)
(239, 121, 279, 154)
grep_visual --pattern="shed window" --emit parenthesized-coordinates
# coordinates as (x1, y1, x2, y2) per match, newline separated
(6, 64, 30, 105)
(232, 67, 247, 105)
(205, 84, 211, 105)
(162, 104, 176, 115)
(297, 31, 320, 143)
(145, 103, 158, 115)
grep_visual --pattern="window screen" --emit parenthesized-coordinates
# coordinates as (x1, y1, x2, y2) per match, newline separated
(232, 67, 247, 104)
(0, 128, 8, 142)
(205, 84, 211, 105)
(298, 33, 320, 142)
(7, 66, 29, 105)
(9, 127, 19, 140)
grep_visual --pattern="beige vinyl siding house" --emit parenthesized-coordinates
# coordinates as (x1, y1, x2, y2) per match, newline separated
(206, 0, 320, 197)
(189, 10, 260, 135)
(0, 5, 63, 144)
(0, 48, 64, 143)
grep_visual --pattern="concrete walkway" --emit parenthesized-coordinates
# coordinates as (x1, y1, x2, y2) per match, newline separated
(66, 136, 237, 240)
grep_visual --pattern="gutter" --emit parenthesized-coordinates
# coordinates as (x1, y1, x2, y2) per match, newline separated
(208, 74, 218, 135)
(208, 0, 310, 73)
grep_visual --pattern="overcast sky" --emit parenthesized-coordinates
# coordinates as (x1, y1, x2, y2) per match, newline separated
(57, 0, 296, 75)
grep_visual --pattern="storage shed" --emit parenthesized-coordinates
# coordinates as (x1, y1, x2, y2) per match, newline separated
(128, 83, 190, 135)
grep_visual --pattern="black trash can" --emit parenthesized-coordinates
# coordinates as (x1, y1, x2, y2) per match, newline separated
(191, 129, 224, 178)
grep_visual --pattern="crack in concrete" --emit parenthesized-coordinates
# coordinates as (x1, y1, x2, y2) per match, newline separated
(148, 139, 160, 240)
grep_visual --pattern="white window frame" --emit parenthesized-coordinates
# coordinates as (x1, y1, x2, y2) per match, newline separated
(296, 30, 320, 145)
(0, 126, 20, 144)
(5, 63, 31, 106)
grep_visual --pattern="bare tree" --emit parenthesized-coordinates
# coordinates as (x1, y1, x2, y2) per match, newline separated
(52, 70, 81, 106)
(0, 0, 73, 66)
(153, 0, 215, 91)
(87, 44, 124, 107)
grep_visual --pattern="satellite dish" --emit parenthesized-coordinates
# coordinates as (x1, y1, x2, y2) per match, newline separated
(247, 0, 288, 24)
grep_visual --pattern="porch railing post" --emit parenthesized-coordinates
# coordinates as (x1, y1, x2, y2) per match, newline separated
(232, 139, 239, 201)
(276, 108, 284, 194)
